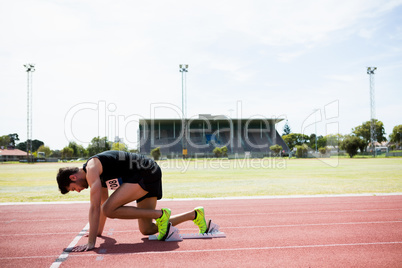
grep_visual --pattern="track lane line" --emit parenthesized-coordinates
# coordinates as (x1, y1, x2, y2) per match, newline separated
(2, 220, 400, 237)
(1, 208, 400, 224)
(2, 241, 401, 260)
(49, 222, 89, 268)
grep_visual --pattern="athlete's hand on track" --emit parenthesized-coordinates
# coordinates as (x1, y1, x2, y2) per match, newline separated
(71, 243, 95, 252)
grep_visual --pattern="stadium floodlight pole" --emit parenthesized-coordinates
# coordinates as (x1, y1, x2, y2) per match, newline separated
(24, 63, 35, 163)
(367, 67, 377, 157)
(313, 108, 319, 153)
(179, 64, 189, 118)
(179, 64, 189, 158)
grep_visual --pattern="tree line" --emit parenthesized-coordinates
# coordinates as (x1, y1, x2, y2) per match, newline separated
(281, 120, 401, 158)
(0, 135, 136, 160)
(1, 119, 400, 159)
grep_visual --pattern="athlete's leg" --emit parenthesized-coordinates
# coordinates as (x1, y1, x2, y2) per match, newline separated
(102, 183, 162, 220)
(136, 197, 158, 235)
(169, 210, 196, 226)
(170, 207, 207, 233)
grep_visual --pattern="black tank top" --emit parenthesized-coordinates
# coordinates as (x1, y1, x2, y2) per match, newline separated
(83, 151, 157, 187)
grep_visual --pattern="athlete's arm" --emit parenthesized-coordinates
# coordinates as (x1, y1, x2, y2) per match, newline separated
(97, 187, 109, 236)
(72, 157, 103, 252)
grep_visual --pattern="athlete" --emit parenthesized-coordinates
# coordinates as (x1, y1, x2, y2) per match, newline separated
(56, 150, 207, 252)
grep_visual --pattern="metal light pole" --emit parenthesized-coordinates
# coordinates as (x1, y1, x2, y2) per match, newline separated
(313, 109, 319, 153)
(367, 67, 377, 157)
(24, 63, 35, 163)
(179, 64, 188, 118)
(179, 64, 188, 158)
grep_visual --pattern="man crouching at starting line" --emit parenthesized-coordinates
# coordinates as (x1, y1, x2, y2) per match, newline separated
(56, 150, 207, 252)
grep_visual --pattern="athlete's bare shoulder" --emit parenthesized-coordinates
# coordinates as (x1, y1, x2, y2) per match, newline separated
(86, 157, 103, 177)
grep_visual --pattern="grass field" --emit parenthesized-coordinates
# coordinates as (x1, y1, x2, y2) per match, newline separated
(0, 158, 401, 202)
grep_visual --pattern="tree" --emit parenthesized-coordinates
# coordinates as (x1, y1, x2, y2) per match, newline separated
(340, 135, 365, 158)
(282, 120, 291, 136)
(16, 139, 44, 152)
(87, 137, 111, 156)
(317, 136, 327, 149)
(389, 125, 402, 147)
(61, 147, 74, 159)
(325, 134, 343, 149)
(270, 144, 283, 156)
(0, 135, 11, 148)
(68, 141, 87, 157)
(8, 133, 19, 147)
(308, 134, 327, 150)
(151, 147, 161, 160)
(353, 119, 386, 151)
(282, 133, 310, 151)
(51, 149, 62, 158)
(0, 134, 20, 148)
(111, 142, 128, 152)
(308, 134, 315, 148)
(37, 145, 51, 157)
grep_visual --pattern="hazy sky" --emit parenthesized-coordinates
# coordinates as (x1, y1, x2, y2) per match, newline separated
(1, 0, 401, 150)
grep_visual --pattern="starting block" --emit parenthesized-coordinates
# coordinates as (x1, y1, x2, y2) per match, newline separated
(149, 219, 226, 242)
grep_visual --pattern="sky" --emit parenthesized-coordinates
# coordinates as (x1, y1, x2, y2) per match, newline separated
(1, 0, 401, 150)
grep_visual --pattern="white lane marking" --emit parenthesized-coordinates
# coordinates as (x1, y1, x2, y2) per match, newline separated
(2, 241, 401, 260)
(49, 222, 89, 268)
(1, 192, 401, 206)
(2, 220, 401, 237)
(1, 208, 401, 224)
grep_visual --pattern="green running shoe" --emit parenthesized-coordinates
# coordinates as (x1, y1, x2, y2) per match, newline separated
(193, 206, 207, 233)
(156, 208, 171, 241)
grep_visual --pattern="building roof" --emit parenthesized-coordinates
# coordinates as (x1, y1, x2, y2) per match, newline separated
(140, 114, 284, 124)
(0, 148, 28, 156)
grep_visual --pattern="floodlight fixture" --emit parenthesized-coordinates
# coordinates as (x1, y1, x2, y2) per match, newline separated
(367, 67, 377, 74)
(24, 63, 36, 72)
(179, 64, 188, 73)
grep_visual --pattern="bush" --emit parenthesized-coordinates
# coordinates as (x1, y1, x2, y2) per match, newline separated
(213, 147, 222, 157)
(318, 147, 328, 155)
(213, 146, 228, 158)
(151, 147, 161, 160)
(270, 144, 283, 156)
(221, 146, 228, 157)
(295, 144, 308, 158)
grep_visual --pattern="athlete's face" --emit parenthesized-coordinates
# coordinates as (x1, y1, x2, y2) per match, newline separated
(68, 174, 89, 193)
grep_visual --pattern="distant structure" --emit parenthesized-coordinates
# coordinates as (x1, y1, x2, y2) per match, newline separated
(138, 114, 289, 158)
(367, 67, 377, 156)
(0, 148, 29, 162)
(24, 63, 35, 162)
(179, 64, 189, 156)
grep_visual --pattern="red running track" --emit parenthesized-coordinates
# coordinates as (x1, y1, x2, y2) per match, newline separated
(0, 195, 401, 267)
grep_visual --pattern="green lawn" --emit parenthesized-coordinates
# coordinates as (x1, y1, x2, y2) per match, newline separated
(0, 158, 401, 202)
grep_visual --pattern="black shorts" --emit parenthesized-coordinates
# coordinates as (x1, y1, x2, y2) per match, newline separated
(135, 164, 163, 203)
(101, 164, 162, 203)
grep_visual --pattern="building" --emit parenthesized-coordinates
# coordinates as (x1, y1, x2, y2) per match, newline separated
(0, 148, 29, 162)
(139, 114, 289, 158)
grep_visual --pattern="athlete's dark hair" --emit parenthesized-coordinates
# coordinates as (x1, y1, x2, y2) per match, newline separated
(56, 167, 79, 194)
